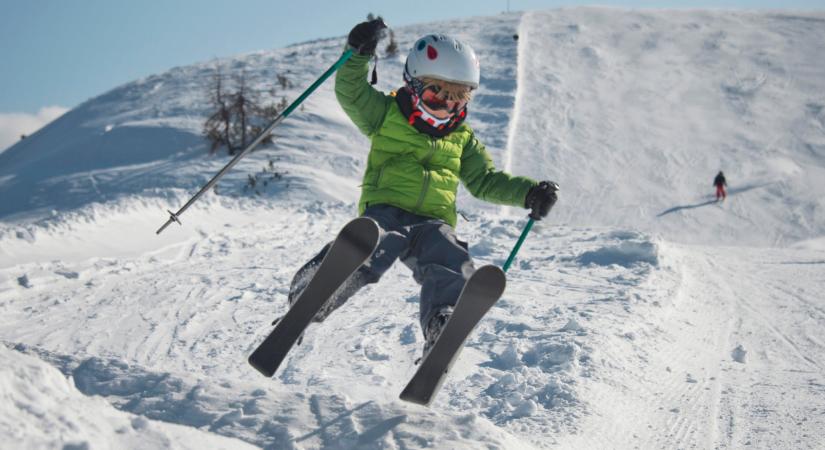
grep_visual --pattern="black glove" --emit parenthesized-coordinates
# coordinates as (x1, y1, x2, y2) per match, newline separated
(525, 181, 559, 220)
(347, 18, 387, 56)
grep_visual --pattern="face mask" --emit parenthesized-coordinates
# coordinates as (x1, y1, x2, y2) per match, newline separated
(412, 94, 454, 127)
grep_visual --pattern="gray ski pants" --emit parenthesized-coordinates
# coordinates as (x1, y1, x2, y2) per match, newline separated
(288, 204, 474, 331)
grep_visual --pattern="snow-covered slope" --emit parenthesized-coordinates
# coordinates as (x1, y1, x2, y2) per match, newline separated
(507, 9, 825, 246)
(1, 8, 824, 450)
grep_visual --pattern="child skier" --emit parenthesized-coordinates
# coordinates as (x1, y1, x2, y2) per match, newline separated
(287, 19, 558, 355)
(714, 171, 727, 201)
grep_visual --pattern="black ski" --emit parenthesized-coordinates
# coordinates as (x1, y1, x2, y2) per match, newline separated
(248, 217, 380, 377)
(400, 265, 506, 406)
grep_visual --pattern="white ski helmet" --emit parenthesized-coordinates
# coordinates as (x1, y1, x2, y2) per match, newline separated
(404, 35, 480, 89)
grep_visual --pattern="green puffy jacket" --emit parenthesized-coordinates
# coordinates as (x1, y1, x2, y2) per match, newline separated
(335, 52, 537, 227)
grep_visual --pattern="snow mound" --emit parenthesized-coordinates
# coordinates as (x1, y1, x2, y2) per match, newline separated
(8, 344, 538, 449)
(0, 345, 255, 449)
(731, 344, 748, 363)
(575, 240, 659, 268)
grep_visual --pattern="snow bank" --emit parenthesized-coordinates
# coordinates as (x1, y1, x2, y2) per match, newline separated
(0, 345, 255, 449)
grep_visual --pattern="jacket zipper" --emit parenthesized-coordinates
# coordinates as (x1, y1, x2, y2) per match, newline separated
(414, 139, 438, 212)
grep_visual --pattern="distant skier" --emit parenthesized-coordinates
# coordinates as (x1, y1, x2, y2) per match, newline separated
(286, 19, 558, 357)
(714, 171, 727, 202)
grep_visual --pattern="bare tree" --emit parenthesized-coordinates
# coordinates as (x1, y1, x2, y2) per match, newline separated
(203, 64, 289, 193)
(204, 66, 233, 154)
(231, 72, 250, 152)
(204, 65, 286, 155)
(385, 29, 398, 57)
(277, 96, 289, 112)
(277, 73, 292, 90)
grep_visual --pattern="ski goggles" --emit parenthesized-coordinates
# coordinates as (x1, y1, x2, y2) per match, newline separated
(420, 85, 469, 114)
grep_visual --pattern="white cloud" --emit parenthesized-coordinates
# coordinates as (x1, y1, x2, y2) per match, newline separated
(0, 106, 69, 154)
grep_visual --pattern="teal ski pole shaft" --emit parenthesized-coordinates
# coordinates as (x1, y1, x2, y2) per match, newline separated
(502, 217, 535, 273)
(156, 49, 355, 235)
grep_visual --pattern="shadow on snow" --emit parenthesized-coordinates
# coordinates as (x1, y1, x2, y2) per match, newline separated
(656, 182, 774, 218)
(5, 342, 408, 450)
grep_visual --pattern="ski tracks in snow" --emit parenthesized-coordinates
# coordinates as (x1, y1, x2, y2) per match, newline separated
(707, 249, 825, 449)
(549, 240, 825, 450)
(1, 205, 669, 449)
(4, 204, 824, 448)
(619, 244, 822, 449)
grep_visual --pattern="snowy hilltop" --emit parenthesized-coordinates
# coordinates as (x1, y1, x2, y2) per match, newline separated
(2, 8, 825, 450)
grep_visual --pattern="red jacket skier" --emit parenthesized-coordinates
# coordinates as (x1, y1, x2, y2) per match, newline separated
(714, 171, 727, 201)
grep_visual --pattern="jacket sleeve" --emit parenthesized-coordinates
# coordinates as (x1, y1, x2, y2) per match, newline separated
(459, 135, 537, 207)
(334, 50, 392, 137)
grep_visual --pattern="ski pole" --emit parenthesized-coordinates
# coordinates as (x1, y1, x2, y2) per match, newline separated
(156, 48, 355, 235)
(502, 217, 535, 273)
(502, 182, 559, 272)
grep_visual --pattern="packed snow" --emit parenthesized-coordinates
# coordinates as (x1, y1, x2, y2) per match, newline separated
(2, 7, 824, 450)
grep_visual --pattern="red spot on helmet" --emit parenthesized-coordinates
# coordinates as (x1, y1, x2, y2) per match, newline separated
(427, 45, 438, 60)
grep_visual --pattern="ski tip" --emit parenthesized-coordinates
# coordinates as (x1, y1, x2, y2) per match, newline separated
(477, 264, 506, 277)
(247, 354, 276, 378)
(343, 217, 381, 254)
(347, 216, 380, 233)
(475, 265, 507, 294)
(399, 391, 434, 407)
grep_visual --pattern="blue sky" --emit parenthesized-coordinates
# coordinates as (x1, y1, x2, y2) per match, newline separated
(1, 0, 823, 115)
